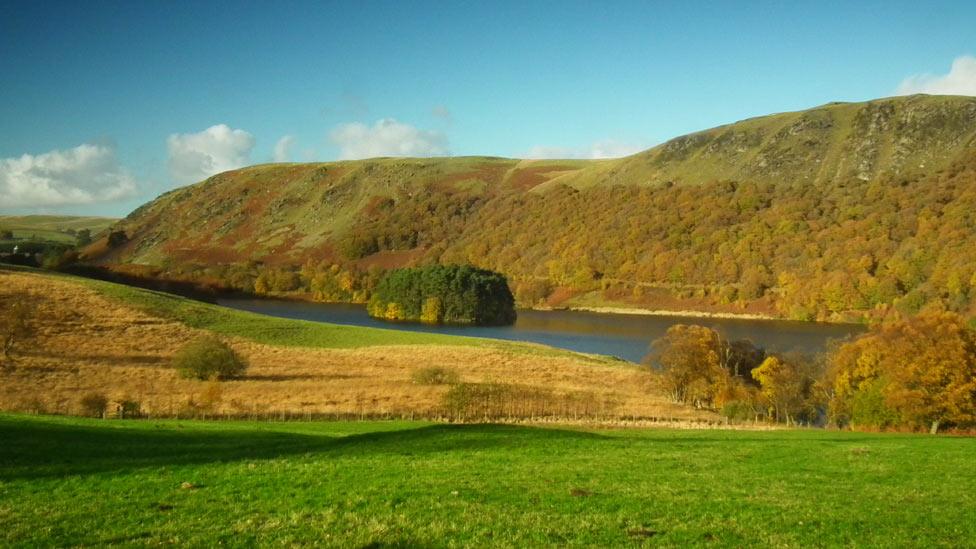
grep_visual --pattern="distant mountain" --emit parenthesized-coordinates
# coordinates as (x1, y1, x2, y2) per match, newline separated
(89, 95, 976, 322)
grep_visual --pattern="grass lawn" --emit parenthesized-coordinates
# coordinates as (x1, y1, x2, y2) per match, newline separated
(2, 414, 974, 546)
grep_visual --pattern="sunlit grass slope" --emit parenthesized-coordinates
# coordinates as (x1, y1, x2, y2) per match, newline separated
(5, 264, 575, 356)
(83, 272, 492, 350)
(81, 270, 598, 359)
(4, 266, 675, 419)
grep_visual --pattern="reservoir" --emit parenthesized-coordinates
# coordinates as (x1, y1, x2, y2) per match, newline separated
(217, 298, 864, 363)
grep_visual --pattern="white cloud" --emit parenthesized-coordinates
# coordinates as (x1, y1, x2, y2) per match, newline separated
(329, 118, 449, 160)
(526, 140, 645, 160)
(431, 104, 453, 123)
(272, 135, 295, 162)
(0, 144, 137, 209)
(896, 55, 976, 96)
(167, 124, 255, 185)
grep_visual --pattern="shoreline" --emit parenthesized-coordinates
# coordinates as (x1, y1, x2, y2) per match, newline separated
(535, 304, 777, 321)
(53, 264, 863, 326)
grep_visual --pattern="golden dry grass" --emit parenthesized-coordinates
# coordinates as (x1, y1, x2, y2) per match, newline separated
(0, 270, 717, 422)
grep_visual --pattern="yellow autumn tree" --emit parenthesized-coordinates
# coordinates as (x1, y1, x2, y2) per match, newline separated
(420, 297, 443, 324)
(828, 312, 976, 432)
(384, 302, 404, 321)
(751, 354, 818, 425)
(649, 325, 726, 408)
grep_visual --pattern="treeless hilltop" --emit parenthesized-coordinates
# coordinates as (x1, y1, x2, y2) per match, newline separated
(0, 268, 717, 424)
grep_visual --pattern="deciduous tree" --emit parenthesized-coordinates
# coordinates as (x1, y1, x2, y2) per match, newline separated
(828, 312, 976, 432)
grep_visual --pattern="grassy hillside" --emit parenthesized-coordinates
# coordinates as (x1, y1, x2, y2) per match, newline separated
(0, 214, 116, 243)
(2, 266, 698, 421)
(4, 413, 976, 546)
(92, 95, 976, 322)
(542, 94, 976, 190)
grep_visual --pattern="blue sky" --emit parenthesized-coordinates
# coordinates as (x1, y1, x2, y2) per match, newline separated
(1, 0, 975, 216)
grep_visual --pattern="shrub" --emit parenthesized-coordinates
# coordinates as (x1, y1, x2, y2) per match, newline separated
(79, 393, 108, 418)
(411, 366, 460, 385)
(41, 247, 77, 270)
(443, 382, 612, 421)
(119, 399, 143, 419)
(107, 230, 128, 248)
(721, 400, 758, 422)
(75, 229, 92, 247)
(173, 336, 248, 380)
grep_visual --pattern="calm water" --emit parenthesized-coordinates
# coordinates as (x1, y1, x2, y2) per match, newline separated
(216, 298, 864, 363)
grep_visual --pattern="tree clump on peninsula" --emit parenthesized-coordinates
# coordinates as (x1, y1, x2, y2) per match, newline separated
(367, 264, 516, 326)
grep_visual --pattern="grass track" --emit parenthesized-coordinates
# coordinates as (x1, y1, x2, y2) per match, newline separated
(2, 413, 974, 546)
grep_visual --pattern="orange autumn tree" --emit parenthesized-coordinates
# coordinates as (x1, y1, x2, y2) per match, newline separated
(828, 312, 976, 432)
(647, 324, 764, 410)
(650, 325, 723, 407)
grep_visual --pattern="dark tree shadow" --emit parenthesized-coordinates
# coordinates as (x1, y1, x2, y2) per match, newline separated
(28, 351, 168, 366)
(0, 416, 606, 481)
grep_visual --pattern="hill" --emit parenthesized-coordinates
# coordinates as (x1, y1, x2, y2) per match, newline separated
(89, 95, 976, 322)
(0, 266, 700, 422)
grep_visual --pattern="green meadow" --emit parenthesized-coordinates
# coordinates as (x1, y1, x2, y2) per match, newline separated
(0, 215, 116, 243)
(2, 414, 974, 547)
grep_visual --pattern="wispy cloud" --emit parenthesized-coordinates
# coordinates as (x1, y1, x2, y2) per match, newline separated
(526, 139, 645, 160)
(431, 104, 453, 124)
(896, 55, 976, 96)
(272, 135, 295, 162)
(329, 118, 449, 160)
(167, 124, 255, 186)
(0, 144, 137, 209)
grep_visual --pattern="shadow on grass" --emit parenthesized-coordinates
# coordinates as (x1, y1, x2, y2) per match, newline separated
(29, 351, 168, 366)
(242, 373, 355, 381)
(0, 415, 605, 481)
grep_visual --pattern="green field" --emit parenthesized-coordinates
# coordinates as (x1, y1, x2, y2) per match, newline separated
(2, 414, 974, 547)
(0, 215, 117, 242)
